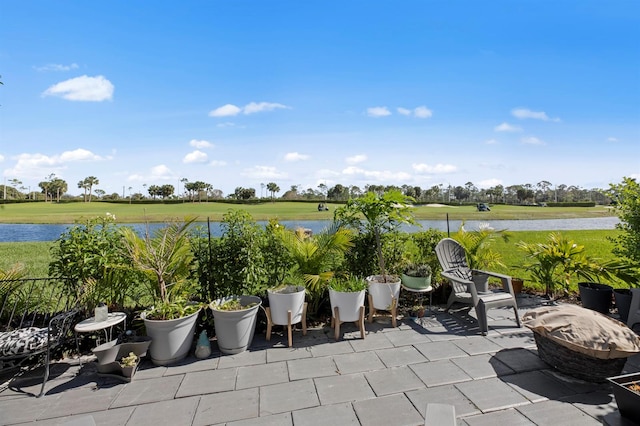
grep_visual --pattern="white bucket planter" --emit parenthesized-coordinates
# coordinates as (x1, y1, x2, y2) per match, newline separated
(211, 295, 262, 355)
(266, 285, 307, 347)
(366, 275, 401, 327)
(329, 288, 366, 340)
(142, 309, 200, 366)
(267, 285, 305, 325)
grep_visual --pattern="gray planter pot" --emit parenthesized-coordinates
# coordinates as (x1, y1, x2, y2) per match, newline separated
(142, 309, 200, 366)
(211, 296, 262, 355)
(92, 337, 152, 382)
(400, 273, 432, 291)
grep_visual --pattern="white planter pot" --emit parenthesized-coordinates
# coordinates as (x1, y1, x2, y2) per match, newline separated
(366, 275, 401, 310)
(211, 295, 262, 355)
(329, 289, 366, 323)
(267, 285, 305, 325)
(142, 309, 200, 366)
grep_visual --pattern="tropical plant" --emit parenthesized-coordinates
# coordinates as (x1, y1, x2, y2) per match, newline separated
(49, 214, 143, 307)
(277, 223, 354, 316)
(334, 189, 416, 281)
(517, 232, 637, 297)
(606, 177, 640, 277)
(329, 275, 367, 293)
(120, 216, 200, 319)
(192, 210, 285, 301)
(453, 222, 511, 270)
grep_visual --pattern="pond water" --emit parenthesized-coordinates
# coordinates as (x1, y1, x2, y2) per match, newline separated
(0, 217, 620, 243)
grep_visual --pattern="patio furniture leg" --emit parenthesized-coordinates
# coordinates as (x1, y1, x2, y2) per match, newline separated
(391, 297, 397, 328)
(265, 307, 273, 341)
(286, 310, 293, 347)
(302, 302, 308, 336)
(334, 307, 341, 340)
(358, 306, 365, 339)
(367, 294, 376, 323)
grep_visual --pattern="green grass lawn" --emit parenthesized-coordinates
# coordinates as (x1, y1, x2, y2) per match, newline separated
(0, 200, 616, 223)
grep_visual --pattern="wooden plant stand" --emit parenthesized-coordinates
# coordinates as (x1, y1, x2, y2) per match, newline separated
(265, 302, 308, 347)
(367, 294, 397, 327)
(331, 306, 366, 340)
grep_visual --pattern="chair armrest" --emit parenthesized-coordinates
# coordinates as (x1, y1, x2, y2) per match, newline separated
(473, 270, 515, 295)
(441, 270, 480, 301)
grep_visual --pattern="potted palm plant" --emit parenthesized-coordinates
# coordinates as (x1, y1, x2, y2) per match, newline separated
(328, 276, 367, 340)
(121, 217, 202, 366)
(275, 224, 354, 319)
(335, 190, 416, 327)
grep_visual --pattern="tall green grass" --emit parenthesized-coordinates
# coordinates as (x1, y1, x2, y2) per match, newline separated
(0, 230, 622, 294)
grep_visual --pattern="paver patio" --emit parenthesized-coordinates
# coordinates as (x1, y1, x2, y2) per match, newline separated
(1, 298, 639, 425)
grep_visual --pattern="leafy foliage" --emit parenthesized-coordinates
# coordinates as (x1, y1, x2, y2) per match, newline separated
(49, 214, 142, 308)
(276, 222, 353, 315)
(453, 222, 511, 270)
(335, 190, 416, 279)
(517, 232, 637, 297)
(121, 217, 197, 318)
(193, 210, 280, 301)
(329, 275, 367, 292)
(607, 177, 640, 272)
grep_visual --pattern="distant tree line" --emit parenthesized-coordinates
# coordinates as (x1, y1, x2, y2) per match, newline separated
(0, 176, 616, 205)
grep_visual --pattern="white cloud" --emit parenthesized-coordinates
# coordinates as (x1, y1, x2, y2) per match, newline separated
(284, 152, 310, 162)
(209, 104, 242, 117)
(485, 139, 499, 145)
(341, 166, 411, 181)
(607, 137, 618, 142)
(494, 122, 522, 132)
(189, 139, 213, 149)
(242, 165, 287, 179)
(217, 122, 237, 128)
(477, 178, 503, 188)
(34, 63, 79, 72)
(346, 154, 367, 164)
(366, 106, 391, 117)
(150, 164, 174, 179)
(209, 102, 290, 117)
(42, 75, 114, 101)
(521, 136, 545, 145)
(511, 108, 560, 122)
(209, 160, 227, 167)
(6, 149, 107, 178)
(243, 102, 289, 114)
(183, 150, 208, 164)
(59, 148, 104, 162)
(412, 163, 458, 174)
(413, 106, 433, 118)
(396, 106, 433, 118)
(0, 155, 4, 162)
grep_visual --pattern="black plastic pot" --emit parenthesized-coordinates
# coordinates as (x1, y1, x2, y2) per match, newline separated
(608, 372, 640, 423)
(614, 288, 633, 323)
(578, 282, 613, 314)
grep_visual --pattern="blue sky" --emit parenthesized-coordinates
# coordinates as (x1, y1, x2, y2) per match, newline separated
(1, 1, 638, 197)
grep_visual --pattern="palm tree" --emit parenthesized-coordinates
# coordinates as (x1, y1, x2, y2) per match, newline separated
(452, 222, 511, 270)
(277, 223, 354, 315)
(120, 217, 197, 314)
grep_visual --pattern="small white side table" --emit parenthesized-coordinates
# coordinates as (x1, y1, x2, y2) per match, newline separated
(75, 312, 127, 364)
